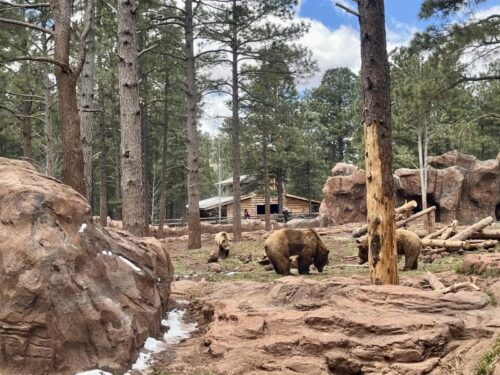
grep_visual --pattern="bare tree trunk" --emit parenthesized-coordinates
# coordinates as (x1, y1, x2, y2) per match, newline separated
(231, 0, 242, 242)
(49, 0, 86, 195)
(277, 168, 284, 214)
(358, 0, 398, 285)
(417, 126, 429, 231)
(20, 99, 32, 160)
(79, 0, 95, 203)
(307, 161, 312, 214)
(263, 132, 271, 231)
(158, 71, 170, 238)
(98, 84, 108, 227)
(185, 0, 201, 249)
(41, 37, 55, 176)
(117, 0, 147, 236)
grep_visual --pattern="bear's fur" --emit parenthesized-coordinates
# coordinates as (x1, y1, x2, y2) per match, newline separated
(208, 232, 230, 263)
(264, 228, 330, 275)
(357, 229, 421, 270)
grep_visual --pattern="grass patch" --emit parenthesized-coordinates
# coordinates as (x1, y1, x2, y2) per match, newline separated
(475, 336, 500, 375)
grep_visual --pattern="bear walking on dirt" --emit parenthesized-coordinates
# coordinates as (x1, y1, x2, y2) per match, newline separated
(357, 228, 421, 270)
(208, 232, 231, 263)
(264, 228, 330, 275)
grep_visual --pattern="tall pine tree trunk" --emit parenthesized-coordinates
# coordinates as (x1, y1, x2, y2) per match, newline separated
(185, 0, 201, 248)
(49, 0, 86, 195)
(277, 168, 284, 214)
(358, 0, 398, 285)
(41, 27, 55, 176)
(20, 99, 32, 160)
(158, 71, 170, 238)
(98, 84, 108, 227)
(263, 132, 271, 231)
(80, 0, 95, 203)
(117, 0, 147, 236)
(231, 0, 242, 241)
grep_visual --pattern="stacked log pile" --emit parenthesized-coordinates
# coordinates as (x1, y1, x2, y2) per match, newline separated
(352, 201, 499, 264)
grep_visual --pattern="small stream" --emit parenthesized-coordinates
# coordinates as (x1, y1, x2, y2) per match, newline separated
(75, 300, 197, 375)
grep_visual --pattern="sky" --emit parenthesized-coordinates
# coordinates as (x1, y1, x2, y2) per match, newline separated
(200, 0, 500, 134)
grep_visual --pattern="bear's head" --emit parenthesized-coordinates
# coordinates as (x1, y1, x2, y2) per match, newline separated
(356, 237, 369, 264)
(313, 240, 330, 273)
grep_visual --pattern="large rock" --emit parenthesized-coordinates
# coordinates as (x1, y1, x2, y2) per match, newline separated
(320, 151, 500, 225)
(157, 275, 499, 374)
(0, 158, 173, 375)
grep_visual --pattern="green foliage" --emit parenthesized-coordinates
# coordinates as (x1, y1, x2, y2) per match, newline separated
(474, 336, 500, 375)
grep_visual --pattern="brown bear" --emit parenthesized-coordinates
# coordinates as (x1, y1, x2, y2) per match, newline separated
(264, 228, 330, 275)
(357, 229, 421, 270)
(208, 232, 231, 263)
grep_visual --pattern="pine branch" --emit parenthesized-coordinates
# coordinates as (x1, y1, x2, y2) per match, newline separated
(10, 56, 71, 73)
(0, 17, 53, 34)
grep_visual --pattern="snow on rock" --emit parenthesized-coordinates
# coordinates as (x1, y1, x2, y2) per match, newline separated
(79, 223, 87, 233)
(119, 255, 142, 272)
(74, 370, 112, 375)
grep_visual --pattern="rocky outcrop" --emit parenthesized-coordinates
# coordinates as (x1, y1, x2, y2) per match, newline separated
(320, 151, 500, 225)
(0, 158, 173, 375)
(157, 275, 499, 374)
(460, 253, 500, 276)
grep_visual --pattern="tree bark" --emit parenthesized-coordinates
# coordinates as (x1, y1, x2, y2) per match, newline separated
(117, 0, 147, 236)
(41, 31, 55, 176)
(158, 71, 170, 238)
(418, 126, 429, 232)
(421, 238, 497, 250)
(79, 0, 95, 203)
(185, 0, 201, 249)
(263, 131, 271, 231)
(20, 99, 32, 160)
(231, 0, 242, 242)
(395, 206, 436, 228)
(358, 0, 398, 285)
(424, 220, 458, 239)
(98, 84, 107, 227)
(49, 0, 86, 195)
(449, 216, 494, 241)
(277, 168, 284, 214)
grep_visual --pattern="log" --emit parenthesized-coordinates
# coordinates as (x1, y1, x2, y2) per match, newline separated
(352, 201, 436, 238)
(395, 200, 417, 216)
(441, 282, 480, 294)
(395, 206, 437, 229)
(471, 227, 500, 240)
(424, 271, 445, 290)
(449, 216, 494, 241)
(420, 238, 498, 250)
(440, 220, 458, 240)
(424, 220, 458, 240)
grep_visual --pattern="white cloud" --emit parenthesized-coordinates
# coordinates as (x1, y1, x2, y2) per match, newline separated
(199, 5, 419, 134)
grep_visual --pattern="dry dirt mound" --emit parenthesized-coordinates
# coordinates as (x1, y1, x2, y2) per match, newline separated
(158, 275, 499, 375)
(0, 158, 173, 375)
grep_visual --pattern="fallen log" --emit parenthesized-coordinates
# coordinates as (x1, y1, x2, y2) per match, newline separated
(424, 271, 445, 290)
(420, 238, 498, 250)
(424, 220, 458, 240)
(470, 227, 500, 240)
(352, 204, 434, 238)
(395, 200, 417, 216)
(424, 271, 480, 293)
(449, 216, 494, 241)
(440, 220, 458, 240)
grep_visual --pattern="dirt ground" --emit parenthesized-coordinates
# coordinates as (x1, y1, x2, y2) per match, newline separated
(151, 226, 500, 375)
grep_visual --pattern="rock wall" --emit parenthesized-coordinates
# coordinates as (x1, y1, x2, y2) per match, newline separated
(0, 158, 173, 375)
(320, 151, 500, 225)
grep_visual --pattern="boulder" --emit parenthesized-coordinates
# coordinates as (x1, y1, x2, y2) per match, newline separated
(0, 158, 173, 375)
(460, 253, 500, 276)
(285, 217, 321, 228)
(320, 151, 500, 225)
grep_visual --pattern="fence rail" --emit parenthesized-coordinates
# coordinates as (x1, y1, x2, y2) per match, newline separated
(158, 212, 319, 227)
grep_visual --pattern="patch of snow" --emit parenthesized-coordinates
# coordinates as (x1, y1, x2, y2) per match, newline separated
(125, 307, 197, 375)
(79, 223, 87, 233)
(176, 299, 190, 305)
(225, 272, 237, 276)
(74, 370, 112, 375)
(119, 256, 142, 272)
(163, 309, 197, 345)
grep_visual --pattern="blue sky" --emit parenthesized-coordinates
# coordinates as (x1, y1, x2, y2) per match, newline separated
(201, 0, 500, 133)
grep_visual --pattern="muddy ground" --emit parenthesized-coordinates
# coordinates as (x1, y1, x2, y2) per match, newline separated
(151, 225, 500, 375)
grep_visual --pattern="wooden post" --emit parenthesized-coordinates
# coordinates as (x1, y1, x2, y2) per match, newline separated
(358, 0, 398, 285)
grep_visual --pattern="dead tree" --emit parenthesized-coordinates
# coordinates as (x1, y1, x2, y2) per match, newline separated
(357, 0, 398, 285)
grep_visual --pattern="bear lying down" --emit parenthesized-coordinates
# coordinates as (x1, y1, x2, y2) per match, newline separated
(264, 228, 330, 275)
